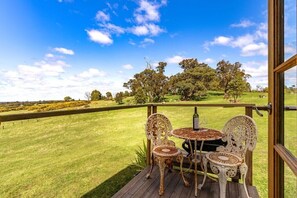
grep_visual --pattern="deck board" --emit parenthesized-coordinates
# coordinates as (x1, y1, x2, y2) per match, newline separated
(112, 167, 259, 198)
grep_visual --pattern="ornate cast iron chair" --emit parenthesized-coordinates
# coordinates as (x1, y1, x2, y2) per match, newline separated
(199, 115, 257, 198)
(145, 113, 189, 195)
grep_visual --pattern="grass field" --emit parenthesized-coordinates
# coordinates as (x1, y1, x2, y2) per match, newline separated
(0, 92, 296, 197)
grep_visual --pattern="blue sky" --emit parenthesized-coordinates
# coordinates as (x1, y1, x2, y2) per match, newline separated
(0, 0, 296, 102)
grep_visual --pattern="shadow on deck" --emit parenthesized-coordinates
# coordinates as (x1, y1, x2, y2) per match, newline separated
(112, 166, 259, 198)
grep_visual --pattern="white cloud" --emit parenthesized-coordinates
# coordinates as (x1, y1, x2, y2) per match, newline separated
(206, 23, 269, 57)
(143, 38, 154, 44)
(211, 36, 233, 45)
(78, 68, 106, 78)
(166, 55, 185, 64)
(242, 61, 268, 78)
(285, 44, 296, 55)
(146, 23, 165, 35)
(122, 64, 134, 70)
(128, 39, 136, 45)
(100, 23, 125, 34)
(242, 61, 268, 89)
(139, 38, 155, 47)
(255, 23, 268, 40)
(54, 47, 74, 55)
(231, 34, 254, 48)
(95, 11, 110, 22)
(203, 58, 215, 64)
(86, 29, 113, 45)
(161, 0, 167, 5)
(241, 42, 267, 56)
(57, 0, 73, 3)
(0, 51, 132, 101)
(130, 25, 149, 36)
(46, 53, 54, 58)
(231, 20, 255, 28)
(90, 0, 166, 45)
(134, 0, 160, 24)
(130, 24, 164, 36)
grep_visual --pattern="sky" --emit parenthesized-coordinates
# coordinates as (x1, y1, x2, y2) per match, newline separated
(0, 0, 296, 102)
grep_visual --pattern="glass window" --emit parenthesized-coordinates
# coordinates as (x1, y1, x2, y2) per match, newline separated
(284, 162, 297, 197)
(284, 65, 297, 157)
(284, 0, 296, 60)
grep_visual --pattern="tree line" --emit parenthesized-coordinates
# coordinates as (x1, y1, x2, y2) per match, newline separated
(123, 58, 251, 103)
(64, 58, 255, 105)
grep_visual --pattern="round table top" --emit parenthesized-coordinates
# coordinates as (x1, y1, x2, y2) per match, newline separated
(171, 127, 223, 141)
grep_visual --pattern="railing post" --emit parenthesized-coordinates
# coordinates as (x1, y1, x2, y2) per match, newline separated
(146, 105, 152, 166)
(146, 105, 157, 166)
(152, 105, 157, 114)
(245, 106, 253, 186)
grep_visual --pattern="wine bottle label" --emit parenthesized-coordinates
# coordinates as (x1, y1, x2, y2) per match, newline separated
(193, 118, 199, 130)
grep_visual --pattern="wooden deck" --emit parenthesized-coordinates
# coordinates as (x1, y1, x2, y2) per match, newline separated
(112, 167, 259, 198)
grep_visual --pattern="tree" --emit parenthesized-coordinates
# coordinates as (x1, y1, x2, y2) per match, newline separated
(115, 92, 124, 104)
(169, 58, 218, 100)
(134, 89, 147, 104)
(106, 92, 113, 100)
(64, 96, 72, 101)
(91, 90, 102, 101)
(124, 91, 130, 97)
(216, 60, 250, 95)
(227, 76, 249, 103)
(85, 92, 91, 101)
(123, 62, 169, 103)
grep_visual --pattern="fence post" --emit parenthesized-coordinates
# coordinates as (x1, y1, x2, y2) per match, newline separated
(245, 106, 253, 186)
(146, 105, 152, 166)
(152, 105, 157, 114)
(146, 105, 158, 166)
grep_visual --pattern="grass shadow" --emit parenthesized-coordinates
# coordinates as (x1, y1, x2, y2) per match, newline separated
(81, 165, 140, 198)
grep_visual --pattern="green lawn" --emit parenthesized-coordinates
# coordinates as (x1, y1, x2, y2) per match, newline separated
(0, 92, 296, 197)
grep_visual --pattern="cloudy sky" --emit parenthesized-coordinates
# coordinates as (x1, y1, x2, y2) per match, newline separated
(0, 0, 296, 102)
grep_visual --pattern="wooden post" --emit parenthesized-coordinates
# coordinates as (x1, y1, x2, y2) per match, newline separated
(245, 106, 253, 186)
(146, 105, 152, 166)
(152, 105, 157, 114)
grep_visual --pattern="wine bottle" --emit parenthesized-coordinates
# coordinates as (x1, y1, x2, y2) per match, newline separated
(193, 106, 199, 131)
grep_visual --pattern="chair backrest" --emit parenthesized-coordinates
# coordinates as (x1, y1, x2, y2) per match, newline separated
(217, 115, 257, 158)
(145, 113, 173, 147)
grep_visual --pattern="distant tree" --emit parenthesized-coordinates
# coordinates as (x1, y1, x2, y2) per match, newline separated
(91, 90, 102, 101)
(124, 91, 130, 97)
(123, 62, 168, 102)
(169, 58, 218, 100)
(115, 92, 124, 104)
(85, 92, 91, 101)
(64, 96, 72, 101)
(106, 92, 113, 100)
(216, 60, 251, 95)
(134, 89, 147, 104)
(262, 87, 269, 93)
(256, 85, 263, 92)
(227, 76, 249, 103)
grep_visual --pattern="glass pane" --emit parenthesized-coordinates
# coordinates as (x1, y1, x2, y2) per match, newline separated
(284, 65, 297, 157)
(284, 162, 297, 197)
(284, 0, 297, 60)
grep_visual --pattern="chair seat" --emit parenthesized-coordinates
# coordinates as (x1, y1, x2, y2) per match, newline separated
(153, 145, 180, 157)
(206, 152, 242, 167)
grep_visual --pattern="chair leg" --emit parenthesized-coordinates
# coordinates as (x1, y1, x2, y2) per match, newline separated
(198, 156, 208, 190)
(218, 166, 227, 198)
(158, 158, 166, 195)
(177, 154, 189, 187)
(240, 163, 250, 198)
(167, 159, 173, 173)
(146, 154, 155, 179)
